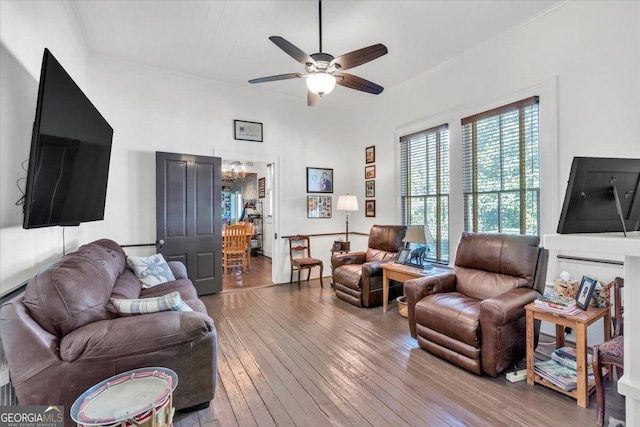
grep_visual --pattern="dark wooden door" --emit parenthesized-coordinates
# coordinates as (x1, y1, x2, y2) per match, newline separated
(156, 152, 222, 295)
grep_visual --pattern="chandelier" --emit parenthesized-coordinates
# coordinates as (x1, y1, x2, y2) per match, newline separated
(222, 160, 246, 182)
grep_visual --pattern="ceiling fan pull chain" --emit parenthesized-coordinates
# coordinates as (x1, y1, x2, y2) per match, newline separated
(318, 1, 323, 53)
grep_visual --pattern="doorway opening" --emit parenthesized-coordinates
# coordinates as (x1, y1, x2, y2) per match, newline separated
(221, 159, 274, 292)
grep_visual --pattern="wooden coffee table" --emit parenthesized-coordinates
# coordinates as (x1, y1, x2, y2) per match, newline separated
(380, 263, 451, 312)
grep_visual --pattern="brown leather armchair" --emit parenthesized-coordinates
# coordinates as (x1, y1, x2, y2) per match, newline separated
(404, 232, 548, 377)
(332, 225, 407, 307)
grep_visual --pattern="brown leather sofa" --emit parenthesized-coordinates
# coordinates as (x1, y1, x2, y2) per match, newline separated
(332, 225, 407, 307)
(0, 239, 217, 426)
(404, 232, 548, 377)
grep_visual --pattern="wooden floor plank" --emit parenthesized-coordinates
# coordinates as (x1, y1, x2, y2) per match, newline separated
(174, 279, 626, 427)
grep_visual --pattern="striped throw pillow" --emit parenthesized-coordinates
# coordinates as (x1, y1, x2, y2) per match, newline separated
(110, 291, 192, 315)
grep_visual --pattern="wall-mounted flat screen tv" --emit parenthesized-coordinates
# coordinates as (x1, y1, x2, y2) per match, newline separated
(23, 48, 113, 229)
(557, 157, 640, 234)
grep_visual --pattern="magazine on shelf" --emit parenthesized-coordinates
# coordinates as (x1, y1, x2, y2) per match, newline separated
(534, 359, 595, 391)
(538, 293, 577, 307)
(554, 346, 592, 363)
(551, 349, 593, 372)
(533, 300, 581, 315)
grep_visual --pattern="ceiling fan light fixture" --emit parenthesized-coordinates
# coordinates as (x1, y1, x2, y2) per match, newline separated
(306, 72, 336, 96)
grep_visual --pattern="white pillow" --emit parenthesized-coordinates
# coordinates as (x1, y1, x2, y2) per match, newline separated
(127, 254, 176, 288)
(110, 291, 192, 315)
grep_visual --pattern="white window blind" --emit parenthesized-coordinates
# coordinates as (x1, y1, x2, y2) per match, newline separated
(462, 96, 540, 235)
(400, 124, 449, 264)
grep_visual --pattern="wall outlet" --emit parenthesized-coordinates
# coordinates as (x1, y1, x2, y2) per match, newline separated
(506, 369, 528, 383)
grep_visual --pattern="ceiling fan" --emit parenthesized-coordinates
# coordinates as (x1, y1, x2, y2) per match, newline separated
(248, 1, 388, 106)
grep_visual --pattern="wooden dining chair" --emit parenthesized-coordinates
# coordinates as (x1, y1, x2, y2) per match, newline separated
(222, 224, 248, 274)
(592, 277, 624, 426)
(288, 235, 323, 289)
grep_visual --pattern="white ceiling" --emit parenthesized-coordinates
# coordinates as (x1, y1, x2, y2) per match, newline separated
(68, 0, 561, 106)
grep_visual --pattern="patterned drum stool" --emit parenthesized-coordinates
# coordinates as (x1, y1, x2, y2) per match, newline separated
(71, 367, 178, 427)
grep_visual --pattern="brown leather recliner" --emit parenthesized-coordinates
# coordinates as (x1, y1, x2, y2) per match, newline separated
(332, 225, 407, 307)
(404, 232, 548, 377)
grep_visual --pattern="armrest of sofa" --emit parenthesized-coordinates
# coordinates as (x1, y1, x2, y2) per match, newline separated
(168, 261, 188, 280)
(0, 300, 60, 386)
(480, 287, 539, 328)
(60, 311, 215, 363)
(331, 252, 366, 269)
(404, 273, 457, 338)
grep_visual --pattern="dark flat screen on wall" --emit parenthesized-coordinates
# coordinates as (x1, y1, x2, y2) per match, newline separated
(23, 49, 113, 229)
(557, 157, 640, 234)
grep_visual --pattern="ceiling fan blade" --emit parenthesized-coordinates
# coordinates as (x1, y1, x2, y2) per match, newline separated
(269, 36, 316, 65)
(307, 91, 320, 107)
(249, 73, 303, 84)
(335, 73, 384, 95)
(331, 44, 388, 71)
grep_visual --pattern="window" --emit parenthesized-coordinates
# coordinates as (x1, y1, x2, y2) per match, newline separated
(462, 96, 540, 235)
(400, 124, 449, 264)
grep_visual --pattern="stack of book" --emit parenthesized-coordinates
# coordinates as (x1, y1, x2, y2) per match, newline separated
(534, 293, 580, 315)
(534, 347, 595, 391)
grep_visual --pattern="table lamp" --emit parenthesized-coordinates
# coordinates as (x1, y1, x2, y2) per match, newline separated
(336, 194, 359, 242)
(402, 224, 436, 270)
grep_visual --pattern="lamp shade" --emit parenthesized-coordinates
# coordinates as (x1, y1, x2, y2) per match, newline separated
(336, 194, 359, 211)
(403, 224, 435, 244)
(306, 72, 336, 96)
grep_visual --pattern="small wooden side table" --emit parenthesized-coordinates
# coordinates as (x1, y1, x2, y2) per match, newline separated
(525, 303, 611, 408)
(380, 263, 451, 313)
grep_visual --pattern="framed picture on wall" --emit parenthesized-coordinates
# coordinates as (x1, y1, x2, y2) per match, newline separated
(365, 200, 376, 217)
(365, 180, 375, 197)
(307, 196, 332, 218)
(365, 165, 376, 179)
(306, 167, 333, 193)
(234, 120, 263, 142)
(365, 146, 375, 164)
(258, 177, 266, 198)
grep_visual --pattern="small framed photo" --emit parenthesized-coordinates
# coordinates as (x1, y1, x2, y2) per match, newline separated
(258, 177, 266, 198)
(396, 248, 410, 264)
(307, 195, 332, 218)
(365, 180, 375, 197)
(307, 167, 333, 193)
(575, 276, 598, 310)
(365, 146, 375, 164)
(365, 165, 376, 179)
(332, 241, 342, 251)
(234, 120, 263, 142)
(365, 200, 376, 217)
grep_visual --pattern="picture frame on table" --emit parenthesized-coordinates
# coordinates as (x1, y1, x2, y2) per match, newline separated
(365, 146, 375, 164)
(306, 167, 334, 193)
(396, 248, 410, 264)
(307, 195, 332, 218)
(365, 200, 376, 217)
(234, 120, 263, 142)
(575, 275, 598, 310)
(365, 180, 375, 197)
(365, 165, 376, 179)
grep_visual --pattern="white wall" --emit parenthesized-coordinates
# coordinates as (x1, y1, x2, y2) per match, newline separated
(0, 1, 90, 293)
(350, 1, 640, 260)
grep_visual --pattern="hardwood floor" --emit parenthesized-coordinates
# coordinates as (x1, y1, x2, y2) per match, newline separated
(222, 254, 273, 292)
(175, 280, 625, 426)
